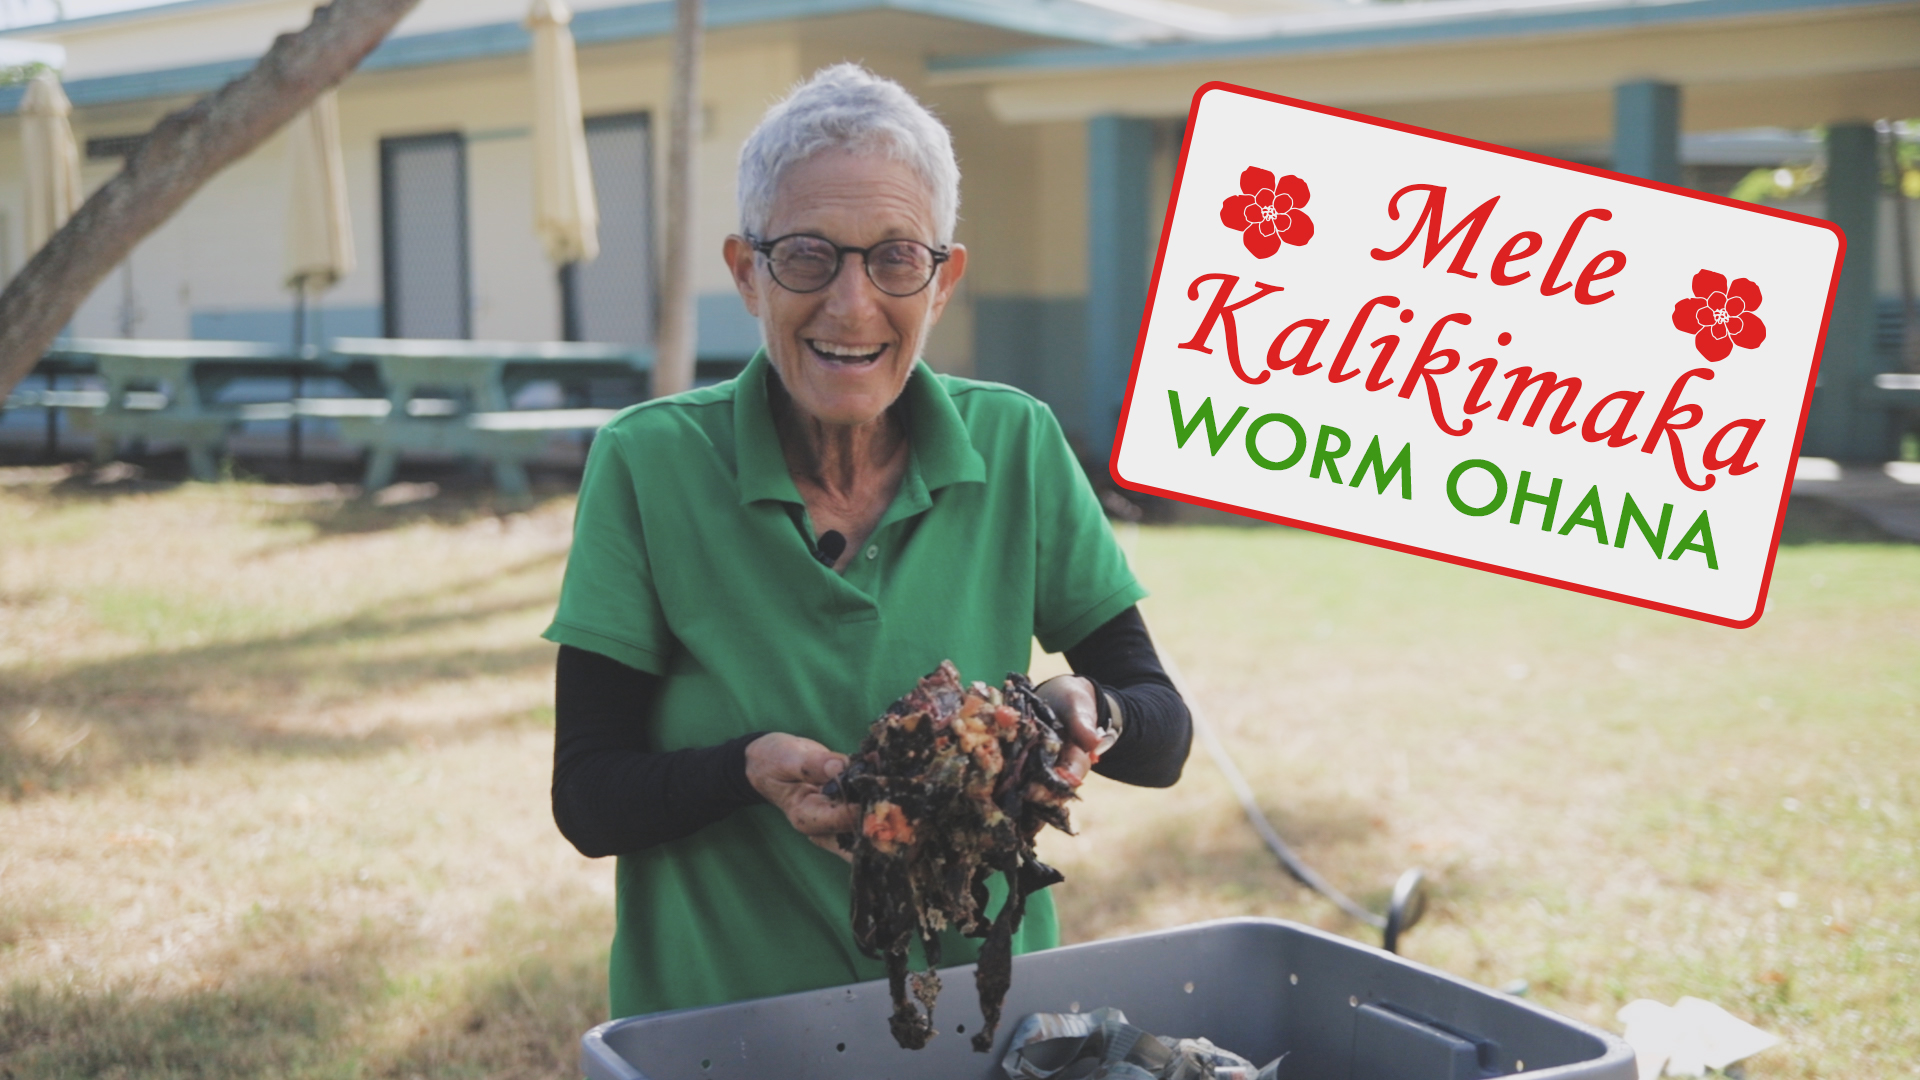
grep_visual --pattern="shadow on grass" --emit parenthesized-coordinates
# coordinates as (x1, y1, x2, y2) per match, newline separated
(0, 906, 609, 1080)
(0, 558, 565, 799)
(1055, 786, 1413, 943)
(0, 921, 399, 1080)
(381, 950, 608, 1080)
(1, 453, 580, 536)
(257, 471, 583, 539)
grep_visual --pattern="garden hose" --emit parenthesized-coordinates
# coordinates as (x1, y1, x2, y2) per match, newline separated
(1149, 626, 1430, 953)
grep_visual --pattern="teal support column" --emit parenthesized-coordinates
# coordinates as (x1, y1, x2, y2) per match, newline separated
(1806, 122, 1891, 461)
(1613, 80, 1680, 185)
(1086, 115, 1154, 460)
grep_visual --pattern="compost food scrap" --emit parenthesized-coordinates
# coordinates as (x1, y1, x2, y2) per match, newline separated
(1002, 1008, 1284, 1080)
(834, 660, 1081, 1052)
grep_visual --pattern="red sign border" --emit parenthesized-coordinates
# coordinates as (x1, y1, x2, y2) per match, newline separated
(1109, 80, 1848, 630)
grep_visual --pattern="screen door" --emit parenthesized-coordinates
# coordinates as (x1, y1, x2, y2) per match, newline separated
(381, 133, 471, 339)
(562, 113, 655, 344)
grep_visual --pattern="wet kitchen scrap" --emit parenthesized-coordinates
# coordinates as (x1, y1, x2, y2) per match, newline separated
(1175, 183, 1769, 495)
(835, 661, 1082, 1053)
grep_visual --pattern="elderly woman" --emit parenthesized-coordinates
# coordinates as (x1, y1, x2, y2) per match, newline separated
(545, 64, 1191, 1021)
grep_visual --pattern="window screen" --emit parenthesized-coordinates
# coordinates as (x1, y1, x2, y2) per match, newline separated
(381, 133, 471, 339)
(563, 113, 655, 345)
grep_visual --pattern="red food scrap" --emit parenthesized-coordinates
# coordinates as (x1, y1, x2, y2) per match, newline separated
(862, 800, 916, 854)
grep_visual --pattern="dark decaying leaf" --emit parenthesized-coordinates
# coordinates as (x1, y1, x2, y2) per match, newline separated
(835, 661, 1080, 1052)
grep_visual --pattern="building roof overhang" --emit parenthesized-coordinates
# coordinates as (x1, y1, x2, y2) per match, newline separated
(924, 0, 1920, 127)
(0, 0, 1170, 115)
(3, 0, 1913, 137)
(936, 0, 1915, 75)
(0, 36, 65, 69)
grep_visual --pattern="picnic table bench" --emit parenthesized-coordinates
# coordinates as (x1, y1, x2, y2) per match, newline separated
(2, 351, 99, 457)
(12, 338, 646, 493)
(33, 339, 377, 480)
(1870, 372, 1920, 399)
(297, 397, 617, 497)
(318, 338, 649, 497)
(3, 388, 111, 410)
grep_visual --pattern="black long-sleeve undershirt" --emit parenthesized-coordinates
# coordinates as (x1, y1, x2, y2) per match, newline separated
(550, 606, 1192, 858)
(1063, 607, 1191, 790)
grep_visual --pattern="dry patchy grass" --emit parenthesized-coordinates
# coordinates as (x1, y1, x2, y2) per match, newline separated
(1039, 524, 1919, 1078)
(1, 472, 1916, 1078)
(2, 472, 605, 1079)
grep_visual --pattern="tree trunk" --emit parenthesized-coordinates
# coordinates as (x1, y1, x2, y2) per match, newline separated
(652, 0, 703, 398)
(0, 0, 423, 399)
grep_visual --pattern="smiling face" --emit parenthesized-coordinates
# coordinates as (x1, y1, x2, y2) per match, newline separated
(726, 151, 967, 430)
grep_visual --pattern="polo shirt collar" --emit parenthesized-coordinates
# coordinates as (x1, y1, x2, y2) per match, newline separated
(734, 352, 801, 505)
(733, 350, 986, 507)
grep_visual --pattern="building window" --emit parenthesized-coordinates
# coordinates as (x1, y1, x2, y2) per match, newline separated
(561, 112, 654, 345)
(380, 132, 471, 339)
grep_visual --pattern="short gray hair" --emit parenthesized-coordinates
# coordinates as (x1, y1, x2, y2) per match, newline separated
(737, 64, 960, 245)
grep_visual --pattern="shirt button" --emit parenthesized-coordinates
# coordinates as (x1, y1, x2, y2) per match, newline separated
(865, 545, 879, 560)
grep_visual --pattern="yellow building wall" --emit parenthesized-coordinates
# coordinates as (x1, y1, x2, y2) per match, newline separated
(5, 32, 819, 353)
(2, 8, 1104, 390)
(5, 0, 1916, 425)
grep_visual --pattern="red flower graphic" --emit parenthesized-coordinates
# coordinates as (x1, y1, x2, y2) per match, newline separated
(1671, 269, 1766, 362)
(1219, 166, 1314, 259)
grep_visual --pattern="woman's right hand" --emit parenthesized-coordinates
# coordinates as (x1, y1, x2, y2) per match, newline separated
(745, 733, 859, 859)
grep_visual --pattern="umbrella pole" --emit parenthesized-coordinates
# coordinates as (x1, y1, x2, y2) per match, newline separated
(44, 371, 59, 461)
(654, 0, 703, 397)
(291, 277, 306, 476)
(560, 263, 582, 342)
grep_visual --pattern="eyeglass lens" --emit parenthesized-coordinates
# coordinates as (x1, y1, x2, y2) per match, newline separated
(766, 236, 939, 296)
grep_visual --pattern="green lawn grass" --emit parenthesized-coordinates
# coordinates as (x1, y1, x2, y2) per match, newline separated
(1, 469, 1914, 1078)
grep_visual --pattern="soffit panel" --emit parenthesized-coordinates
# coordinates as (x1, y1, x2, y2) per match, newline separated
(970, 4, 1920, 120)
(1281, 65, 1920, 148)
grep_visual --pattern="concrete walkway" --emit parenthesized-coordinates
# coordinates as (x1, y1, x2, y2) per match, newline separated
(1793, 458, 1920, 542)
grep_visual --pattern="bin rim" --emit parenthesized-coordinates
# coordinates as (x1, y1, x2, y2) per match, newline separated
(581, 916, 1636, 1080)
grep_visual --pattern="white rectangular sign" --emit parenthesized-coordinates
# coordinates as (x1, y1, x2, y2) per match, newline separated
(1112, 83, 1845, 628)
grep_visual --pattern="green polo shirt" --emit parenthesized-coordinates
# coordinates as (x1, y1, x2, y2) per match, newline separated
(543, 350, 1144, 1021)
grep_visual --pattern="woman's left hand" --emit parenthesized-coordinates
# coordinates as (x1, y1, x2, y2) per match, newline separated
(1035, 675, 1100, 784)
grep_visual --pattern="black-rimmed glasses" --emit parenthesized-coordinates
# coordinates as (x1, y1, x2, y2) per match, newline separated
(748, 233, 950, 297)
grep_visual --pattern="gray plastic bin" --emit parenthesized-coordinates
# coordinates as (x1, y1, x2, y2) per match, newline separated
(581, 917, 1635, 1080)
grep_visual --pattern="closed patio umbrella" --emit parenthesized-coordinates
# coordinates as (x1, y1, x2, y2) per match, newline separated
(527, 0, 600, 338)
(19, 71, 83, 259)
(284, 86, 355, 467)
(284, 87, 355, 345)
(19, 71, 83, 457)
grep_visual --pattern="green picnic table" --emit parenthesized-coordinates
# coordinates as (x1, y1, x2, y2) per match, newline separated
(10, 338, 646, 494)
(309, 338, 650, 497)
(324, 337, 650, 411)
(40, 339, 379, 480)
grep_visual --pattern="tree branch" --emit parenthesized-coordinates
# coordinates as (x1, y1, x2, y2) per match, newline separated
(0, 0, 422, 397)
